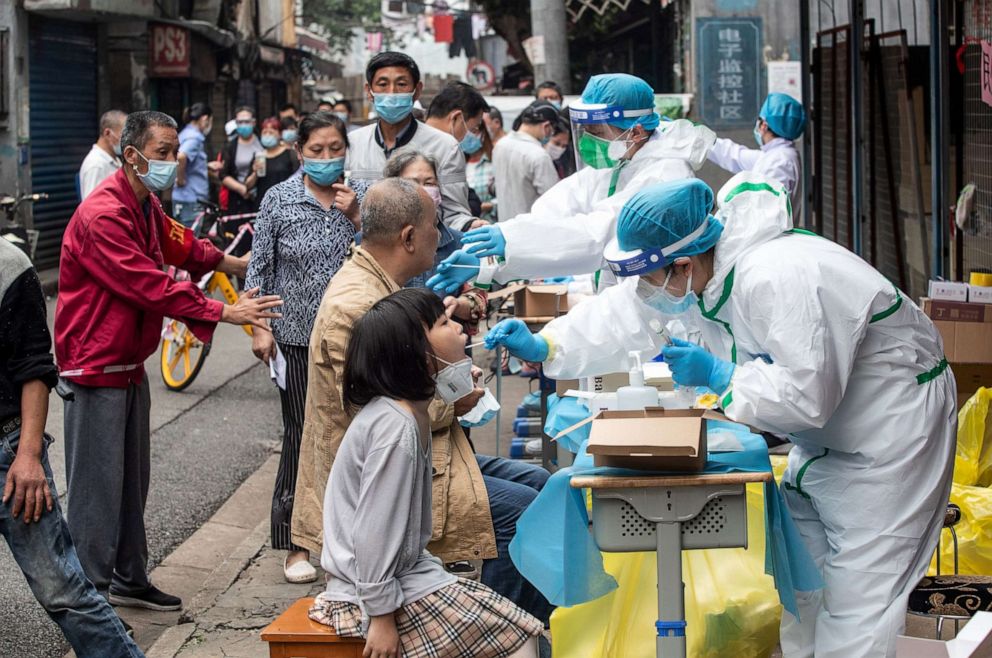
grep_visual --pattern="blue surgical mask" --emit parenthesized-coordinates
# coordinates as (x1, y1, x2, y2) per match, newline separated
(261, 135, 279, 148)
(282, 129, 297, 143)
(459, 388, 500, 427)
(460, 118, 483, 155)
(133, 151, 178, 192)
(639, 268, 697, 316)
(550, 100, 562, 110)
(236, 124, 254, 139)
(113, 142, 122, 156)
(303, 156, 345, 187)
(753, 121, 764, 147)
(374, 93, 415, 124)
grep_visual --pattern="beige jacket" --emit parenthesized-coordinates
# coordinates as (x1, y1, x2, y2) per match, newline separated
(291, 246, 497, 562)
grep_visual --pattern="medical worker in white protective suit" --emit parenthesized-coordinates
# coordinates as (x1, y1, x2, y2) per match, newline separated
(485, 173, 958, 658)
(426, 73, 715, 294)
(707, 92, 805, 209)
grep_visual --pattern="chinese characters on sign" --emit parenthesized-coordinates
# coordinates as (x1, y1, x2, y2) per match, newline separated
(981, 40, 992, 108)
(697, 18, 762, 128)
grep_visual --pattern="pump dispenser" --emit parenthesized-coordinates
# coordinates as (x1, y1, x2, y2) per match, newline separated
(616, 351, 660, 410)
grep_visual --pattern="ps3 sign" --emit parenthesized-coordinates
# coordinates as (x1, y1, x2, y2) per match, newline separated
(150, 24, 190, 78)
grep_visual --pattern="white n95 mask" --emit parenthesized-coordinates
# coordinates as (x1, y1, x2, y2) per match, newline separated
(433, 355, 475, 404)
(459, 388, 501, 427)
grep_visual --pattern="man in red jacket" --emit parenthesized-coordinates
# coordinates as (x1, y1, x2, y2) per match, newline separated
(55, 110, 282, 612)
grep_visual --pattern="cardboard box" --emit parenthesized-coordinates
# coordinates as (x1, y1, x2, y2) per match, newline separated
(922, 298, 992, 323)
(553, 372, 628, 398)
(923, 300, 992, 364)
(897, 610, 992, 657)
(952, 363, 992, 408)
(513, 284, 569, 322)
(558, 409, 720, 472)
(971, 285, 992, 304)
(929, 280, 970, 302)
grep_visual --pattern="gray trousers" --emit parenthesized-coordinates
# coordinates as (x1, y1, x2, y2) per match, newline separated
(63, 374, 151, 597)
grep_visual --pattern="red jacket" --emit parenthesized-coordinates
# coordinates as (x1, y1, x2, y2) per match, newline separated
(55, 168, 225, 388)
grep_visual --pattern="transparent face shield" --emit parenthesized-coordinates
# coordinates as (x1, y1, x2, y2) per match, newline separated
(569, 103, 654, 171)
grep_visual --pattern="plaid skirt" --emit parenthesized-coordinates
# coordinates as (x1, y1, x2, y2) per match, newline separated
(308, 578, 543, 658)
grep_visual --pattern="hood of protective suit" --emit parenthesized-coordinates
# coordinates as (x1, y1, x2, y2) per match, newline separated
(702, 171, 793, 308)
(635, 119, 716, 171)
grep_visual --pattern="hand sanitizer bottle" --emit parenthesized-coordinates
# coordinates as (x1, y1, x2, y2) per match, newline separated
(617, 352, 660, 411)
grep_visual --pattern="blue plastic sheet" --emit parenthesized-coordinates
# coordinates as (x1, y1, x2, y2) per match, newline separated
(509, 420, 823, 619)
(543, 394, 593, 454)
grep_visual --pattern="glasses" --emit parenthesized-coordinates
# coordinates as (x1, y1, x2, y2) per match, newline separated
(236, 119, 255, 125)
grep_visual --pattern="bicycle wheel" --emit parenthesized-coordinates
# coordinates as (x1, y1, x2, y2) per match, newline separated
(160, 319, 211, 391)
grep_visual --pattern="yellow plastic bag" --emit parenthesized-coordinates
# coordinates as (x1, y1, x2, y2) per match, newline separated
(928, 388, 992, 576)
(955, 388, 992, 487)
(551, 484, 782, 658)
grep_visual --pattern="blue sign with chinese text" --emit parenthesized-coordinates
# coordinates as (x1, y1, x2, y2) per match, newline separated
(697, 17, 763, 128)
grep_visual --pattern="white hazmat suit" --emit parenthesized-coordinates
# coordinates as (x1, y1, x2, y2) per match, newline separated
(490, 119, 715, 284)
(540, 171, 957, 658)
(707, 136, 801, 209)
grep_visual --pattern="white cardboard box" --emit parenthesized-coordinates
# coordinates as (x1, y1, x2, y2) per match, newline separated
(897, 611, 992, 657)
(970, 285, 992, 304)
(930, 280, 971, 302)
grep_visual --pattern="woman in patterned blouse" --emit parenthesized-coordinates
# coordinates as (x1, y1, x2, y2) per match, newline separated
(245, 111, 368, 584)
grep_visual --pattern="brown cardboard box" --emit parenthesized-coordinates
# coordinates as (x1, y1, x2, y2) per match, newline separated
(923, 300, 992, 364)
(557, 409, 719, 472)
(921, 298, 992, 323)
(951, 363, 992, 408)
(513, 284, 569, 322)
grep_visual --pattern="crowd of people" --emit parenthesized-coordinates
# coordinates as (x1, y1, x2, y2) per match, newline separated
(0, 42, 954, 658)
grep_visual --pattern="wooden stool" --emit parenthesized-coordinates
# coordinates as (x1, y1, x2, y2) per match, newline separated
(260, 597, 365, 658)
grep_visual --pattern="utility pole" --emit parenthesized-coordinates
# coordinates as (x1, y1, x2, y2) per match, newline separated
(529, 0, 571, 93)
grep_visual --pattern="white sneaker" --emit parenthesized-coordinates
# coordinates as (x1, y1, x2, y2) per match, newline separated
(283, 555, 318, 584)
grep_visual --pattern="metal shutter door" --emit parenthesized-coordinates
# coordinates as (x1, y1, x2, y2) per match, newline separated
(29, 17, 97, 269)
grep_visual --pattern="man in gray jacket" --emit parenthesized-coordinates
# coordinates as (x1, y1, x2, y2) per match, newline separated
(348, 51, 482, 232)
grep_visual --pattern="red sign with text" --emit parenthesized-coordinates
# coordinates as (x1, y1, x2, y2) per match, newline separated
(150, 24, 190, 78)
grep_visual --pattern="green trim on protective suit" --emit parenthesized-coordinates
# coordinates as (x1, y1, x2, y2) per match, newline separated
(607, 160, 629, 197)
(720, 387, 733, 409)
(723, 181, 793, 218)
(785, 228, 819, 237)
(698, 266, 738, 363)
(869, 287, 902, 324)
(594, 161, 631, 292)
(783, 448, 830, 500)
(916, 358, 948, 385)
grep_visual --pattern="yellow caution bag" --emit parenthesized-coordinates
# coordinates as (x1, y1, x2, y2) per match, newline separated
(550, 484, 782, 658)
(930, 387, 992, 576)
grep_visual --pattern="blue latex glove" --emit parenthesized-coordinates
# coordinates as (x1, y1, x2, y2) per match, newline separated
(462, 225, 507, 258)
(426, 250, 480, 295)
(484, 319, 549, 362)
(661, 337, 735, 392)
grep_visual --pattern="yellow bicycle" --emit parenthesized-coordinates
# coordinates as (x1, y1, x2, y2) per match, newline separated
(160, 208, 255, 391)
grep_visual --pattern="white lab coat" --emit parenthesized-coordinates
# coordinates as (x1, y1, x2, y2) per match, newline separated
(541, 171, 957, 658)
(708, 136, 801, 210)
(492, 120, 716, 283)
